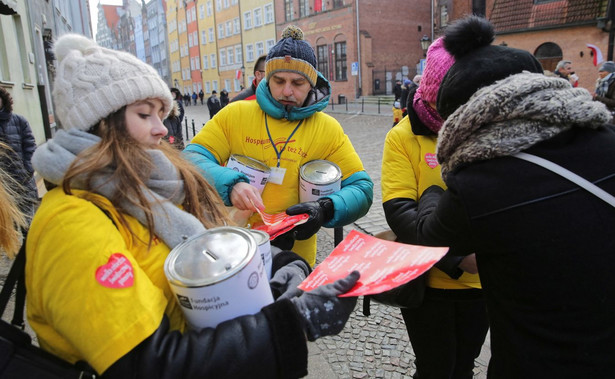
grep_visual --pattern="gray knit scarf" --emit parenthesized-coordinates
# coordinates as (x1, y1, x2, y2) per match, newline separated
(437, 72, 612, 179)
(32, 128, 206, 248)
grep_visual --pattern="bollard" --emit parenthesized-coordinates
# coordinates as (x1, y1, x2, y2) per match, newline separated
(361, 97, 364, 113)
(331, 100, 334, 111)
(345, 97, 348, 112)
(191, 119, 196, 138)
(185, 118, 188, 140)
(378, 97, 381, 114)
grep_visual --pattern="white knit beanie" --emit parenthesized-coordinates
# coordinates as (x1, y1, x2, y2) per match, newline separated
(52, 33, 172, 130)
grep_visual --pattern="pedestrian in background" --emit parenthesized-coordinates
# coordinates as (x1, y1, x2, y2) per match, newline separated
(391, 101, 402, 127)
(381, 35, 487, 379)
(26, 33, 361, 378)
(0, 87, 38, 220)
(206, 90, 222, 119)
(393, 79, 402, 102)
(198, 89, 204, 105)
(555, 59, 579, 87)
(415, 16, 615, 378)
(220, 89, 229, 108)
(170, 87, 184, 123)
(184, 25, 373, 266)
(593, 60, 615, 118)
(231, 54, 267, 102)
(163, 97, 185, 150)
(191, 91, 198, 106)
(400, 78, 418, 117)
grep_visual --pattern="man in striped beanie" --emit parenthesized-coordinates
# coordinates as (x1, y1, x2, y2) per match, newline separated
(185, 25, 373, 266)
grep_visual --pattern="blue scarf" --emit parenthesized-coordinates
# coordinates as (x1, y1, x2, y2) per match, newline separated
(256, 71, 331, 121)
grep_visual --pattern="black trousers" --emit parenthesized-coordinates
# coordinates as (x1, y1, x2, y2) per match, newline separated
(401, 288, 489, 379)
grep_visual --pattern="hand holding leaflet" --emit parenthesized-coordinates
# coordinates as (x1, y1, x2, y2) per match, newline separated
(298, 230, 448, 297)
(251, 200, 309, 240)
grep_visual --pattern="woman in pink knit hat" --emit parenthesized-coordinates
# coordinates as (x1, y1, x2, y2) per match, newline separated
(380, 37, 488, 379)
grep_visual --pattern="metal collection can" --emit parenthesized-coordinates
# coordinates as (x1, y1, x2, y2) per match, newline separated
(249, 229, 273, 280)
(164, 226, 273, 330)
(299, 160, 342, 202)
(226, 154, 271, 193)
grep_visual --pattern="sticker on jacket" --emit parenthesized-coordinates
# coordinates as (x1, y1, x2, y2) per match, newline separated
(95, 253, 134, 288)
(424, 153, 439, 168)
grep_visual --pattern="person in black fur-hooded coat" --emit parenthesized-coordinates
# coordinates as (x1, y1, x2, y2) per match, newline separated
(413, 15, 615, 378)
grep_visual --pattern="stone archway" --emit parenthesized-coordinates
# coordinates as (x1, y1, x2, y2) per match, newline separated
(534, 42, 563, 73)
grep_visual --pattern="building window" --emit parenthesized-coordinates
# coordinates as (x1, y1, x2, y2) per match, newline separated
(216, 0, 221, 11)
(209, 28, 215, 42)
(218, 24, 225, 39)
(235, 45, 243, 64)
(246, 44, 255, 62)
(199, 4, 205, 19)
(207, 1, 213, 16)
(225, 79, 231, 91)
(333, 0, 344, 7)
(264, 3, 274, 24)
(213, 80, 218, 92)
(284, 0, 294, 22)
(299, 0, 309, 17)
(234, 18, 241, 34)
(256, 42, 265, 57)
(227, 47, 234, 65)
(226, 20, 233, 36)
(220, 49, 227, 66)
(317, 44, 329, 80)
(244, 11, 253, 29)
(335, 41, 347, 81)
(440, 5, 448, 27)
(472, 0, 486, 16)
(205, 81, 211, 93)
(211, 53, 217, 68)
(266, 39, 275, 53)
(188, 34, 193, 47)
(254, 8, 263, 27)
(201, 30, 207, 44)
(223, 0, 229, 8)
(203, 54, 209, 69)
(234, 79, 241, 91)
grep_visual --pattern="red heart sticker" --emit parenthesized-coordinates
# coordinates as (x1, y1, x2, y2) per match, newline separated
(95, 253, 134, 288)
(425, 153, 439, 168)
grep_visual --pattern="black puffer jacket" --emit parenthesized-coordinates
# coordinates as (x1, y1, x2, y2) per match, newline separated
(416, 126, 615, 378)
(0, 111, 38, 211)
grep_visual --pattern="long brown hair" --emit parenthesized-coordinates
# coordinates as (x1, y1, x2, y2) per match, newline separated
(62, 106, 230, 247)
(0, 143, 26, 257)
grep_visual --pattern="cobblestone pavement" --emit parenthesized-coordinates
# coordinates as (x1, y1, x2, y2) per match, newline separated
(181, 105, 491, 379)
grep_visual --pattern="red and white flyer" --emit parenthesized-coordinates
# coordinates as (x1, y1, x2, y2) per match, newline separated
(298, 230, 449, 297)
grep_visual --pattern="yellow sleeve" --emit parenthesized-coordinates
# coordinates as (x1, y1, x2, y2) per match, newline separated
(381, 119, 420, 202)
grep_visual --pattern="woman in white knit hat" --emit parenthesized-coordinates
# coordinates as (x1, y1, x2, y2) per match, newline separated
(25, 34, 360, 378)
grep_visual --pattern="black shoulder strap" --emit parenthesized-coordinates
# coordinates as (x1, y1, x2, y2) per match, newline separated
(0, 229, 27, 329)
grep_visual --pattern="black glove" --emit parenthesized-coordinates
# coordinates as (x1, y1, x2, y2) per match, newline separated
(271, 232, 295, 251)
(290, 271, 360, 341)
(286, 198, 334, 240)
(270, 259, 310, 300)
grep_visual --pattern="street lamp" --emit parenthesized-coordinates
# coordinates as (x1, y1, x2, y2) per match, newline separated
(420, 35, 431, 56)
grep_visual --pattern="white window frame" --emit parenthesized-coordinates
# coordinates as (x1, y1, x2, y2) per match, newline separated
(227, 46, 234, 65)
(210, 53, 217, 68)
(202, 54, 209, 69)
(224, 79, 231, 92)
(266, 39, 275, 53)
(226, 20, 233, 36)
(243, 11, 253, 30)
(201, 30, 207, 44)
(220, 49, 227, 66)
(218, 24, 225, 39)
(256, 41, 264, 57)
(206, 1, 213, 16)
(246, 44, 254, 62)
(254, 7, 263, 27)
(235, 45, 243, 64)
(233, 17, 241, 34)
(264, 3, 274, 24)
(213, 80, 219, 92)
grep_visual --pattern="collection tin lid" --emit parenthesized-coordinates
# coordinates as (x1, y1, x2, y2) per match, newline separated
(229, 154, 271, 173)
(164, 226, 256, 287)
(300, 160, 342, 185)
(248, 229, 270, 245)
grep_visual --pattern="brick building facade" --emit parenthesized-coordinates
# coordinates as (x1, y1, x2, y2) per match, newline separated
(274, 0, 431, 102)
